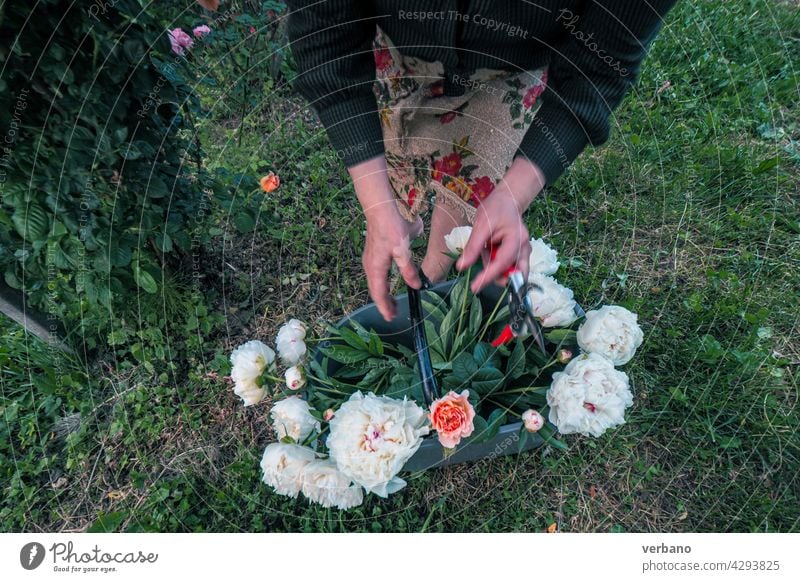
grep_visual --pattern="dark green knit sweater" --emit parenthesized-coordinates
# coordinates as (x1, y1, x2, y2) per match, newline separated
(286, 0, 676, 185)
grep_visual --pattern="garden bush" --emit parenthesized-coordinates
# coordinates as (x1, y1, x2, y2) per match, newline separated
(0, 0, 218, 348)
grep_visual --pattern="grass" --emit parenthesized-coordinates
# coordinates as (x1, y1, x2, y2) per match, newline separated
(1, 0, 798, 532)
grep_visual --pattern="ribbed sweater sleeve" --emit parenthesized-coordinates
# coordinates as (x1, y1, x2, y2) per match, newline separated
(516, 0, 677, 185)
(286, 1, 385, 167)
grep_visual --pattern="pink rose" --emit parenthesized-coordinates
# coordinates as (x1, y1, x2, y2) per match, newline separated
(193, 25, 211, 38)
(168, 28, 194, 55)
(430, 390, 475, 449)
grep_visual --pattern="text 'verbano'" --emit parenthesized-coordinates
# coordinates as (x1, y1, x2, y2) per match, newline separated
(642, 543, 692, 554)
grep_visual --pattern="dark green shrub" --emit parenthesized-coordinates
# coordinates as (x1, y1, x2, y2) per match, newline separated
(0, 0, 218, 348)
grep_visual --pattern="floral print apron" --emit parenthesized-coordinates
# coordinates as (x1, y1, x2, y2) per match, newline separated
(372, 26, 548, 224)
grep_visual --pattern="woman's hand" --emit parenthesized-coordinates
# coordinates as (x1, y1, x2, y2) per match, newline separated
(350, 156, 423, 322)
(456, 157, 546, 293)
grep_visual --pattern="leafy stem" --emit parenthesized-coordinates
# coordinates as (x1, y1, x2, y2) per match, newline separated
(452, 265, 472, 357)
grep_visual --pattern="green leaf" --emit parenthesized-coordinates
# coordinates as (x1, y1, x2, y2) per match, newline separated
(233, 210, 256, 233)
(440, 308, 456, 357)
(367, 331, 384, 356)
(12, 204, 49, 242)
(87, 511, 128, 533)
(132, 264, 158, 294)
(485, 409, 506, 440)
(452, 352, 478, 380)
(338, 326, 368, 351)
(154, 232, 173, 252)
(752, 156, 779, 175)
(395, 343, 417, 362)
(544, 329, 577, 344)
(424, 319, 440, 354)
(506, 340, 526, 379)
(469, 415, 490, 443)
(346, 318, 373, 344)
(471, 366, 505, 394)
(539, 423, 568, 450)
(421, 291, 448, 322)
(357, 366, 388, 390)
(320, 344, 371, 365)
(442, 374, 465, 392)
(473, 342, 500, 369)
(468, 294, 483, 336)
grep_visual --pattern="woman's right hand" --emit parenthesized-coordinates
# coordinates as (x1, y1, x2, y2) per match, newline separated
(350, 157, 423, 322)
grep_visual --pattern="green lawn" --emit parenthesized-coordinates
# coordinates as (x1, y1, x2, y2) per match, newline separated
(1, 0, 798, 532)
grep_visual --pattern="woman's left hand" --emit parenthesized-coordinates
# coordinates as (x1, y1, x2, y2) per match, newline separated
(456, 157, 547, 293)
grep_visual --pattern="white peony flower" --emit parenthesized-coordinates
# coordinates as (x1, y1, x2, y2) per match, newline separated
(327, 391, 429, 497)
(526, 273, 578, 328)
(444, 226, 472, 254)
(577, 305, 644, 365)
(300, 459, 364, 510)
(229, 340, 276, 406)
(270, 396, 320, 442)
(528, 237, 559, 276)
(522, 409, 545, 432)
(546, 353, 633, 438)
(284, 365, 306, 390)
(260, 442, 316, 498)
(276, 319, 307, 365)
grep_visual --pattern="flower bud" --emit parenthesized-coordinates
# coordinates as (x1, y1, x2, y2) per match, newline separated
(323, 408, 335, 422)
(260, 171, 280, 192)
(284, 365, 306, 390)
(557, 348, 573, 364)
(522, 409, 545, 433)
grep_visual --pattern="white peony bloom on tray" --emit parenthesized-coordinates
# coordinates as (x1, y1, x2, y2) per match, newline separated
(526, 273, 578, 328)
(546, 353, 633, 438)
(301, 459, 364, 510)
(327, 391, 430, 498)
(577, 305, 644, 365)
(528, 237, 559, 276)
(229, 340, 276, 406)
(276, 319, 307, 365)
(270, 396, 320, 442)
(260, 442, 316, 498)
(444, 226, 472, 254)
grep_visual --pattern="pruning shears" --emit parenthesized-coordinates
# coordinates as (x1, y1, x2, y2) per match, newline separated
(487, 244, 547, 354)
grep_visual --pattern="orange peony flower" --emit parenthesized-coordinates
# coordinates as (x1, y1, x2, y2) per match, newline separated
(429, 390, 475, 449)
(260, 172, 280, 192)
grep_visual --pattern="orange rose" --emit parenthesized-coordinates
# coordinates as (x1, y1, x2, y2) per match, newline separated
(260, 172, 280, 192)
(429, 390, 475, 449)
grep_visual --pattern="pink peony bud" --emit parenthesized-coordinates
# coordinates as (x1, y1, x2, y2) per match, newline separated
(193, 25, 211, 38)
(323, 409, 335, 422)
(522, 409, 545, 433)
(557, 348, 573, 364)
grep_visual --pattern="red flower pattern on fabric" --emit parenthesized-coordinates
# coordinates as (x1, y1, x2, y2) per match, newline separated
(374, 46, 393, 72)
(432, 152, 463, 181)
(469, 175, 495, 204)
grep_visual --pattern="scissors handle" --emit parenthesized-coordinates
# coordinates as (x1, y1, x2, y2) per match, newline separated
(407, 268, 439, 407)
